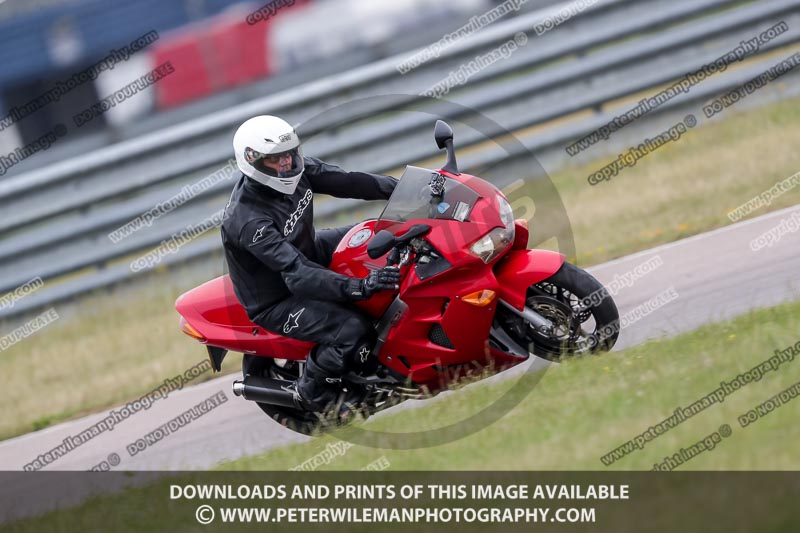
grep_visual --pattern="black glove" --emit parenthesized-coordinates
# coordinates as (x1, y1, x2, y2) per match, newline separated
(347, 266, 401, 300)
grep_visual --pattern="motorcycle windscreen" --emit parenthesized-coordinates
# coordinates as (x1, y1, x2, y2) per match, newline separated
(375, 166, 480, 233)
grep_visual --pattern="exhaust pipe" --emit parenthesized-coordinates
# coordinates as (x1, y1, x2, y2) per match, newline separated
(232, 375, 299, 409)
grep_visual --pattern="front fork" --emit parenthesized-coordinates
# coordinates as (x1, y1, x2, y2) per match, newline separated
(488, 299, 554, 360)
(489, 248, 566, 359)
(498, 298, 554, 330)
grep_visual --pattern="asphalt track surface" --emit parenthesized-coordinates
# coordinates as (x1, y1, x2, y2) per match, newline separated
(1, 204, 799, 474)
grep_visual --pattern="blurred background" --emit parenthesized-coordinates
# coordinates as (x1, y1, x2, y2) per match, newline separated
(0, 0, 512, 159)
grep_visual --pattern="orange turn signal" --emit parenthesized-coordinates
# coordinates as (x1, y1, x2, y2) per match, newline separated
(180, 317, 206, 342)
(515, 218, 529, 230)
(462, 289, 496, 307)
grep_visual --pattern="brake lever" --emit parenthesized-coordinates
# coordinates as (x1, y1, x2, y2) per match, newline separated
(397, 246, 412, 268)
(386, 248, 401, 266)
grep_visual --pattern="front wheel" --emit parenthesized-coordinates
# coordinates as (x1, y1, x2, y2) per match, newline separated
(496, 261, 619, 360)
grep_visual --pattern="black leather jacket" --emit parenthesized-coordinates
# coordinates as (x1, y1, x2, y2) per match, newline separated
(221, 156, 397, 320)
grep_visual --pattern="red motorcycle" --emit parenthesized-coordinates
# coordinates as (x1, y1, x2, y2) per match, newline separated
(175, 121, 618, 434)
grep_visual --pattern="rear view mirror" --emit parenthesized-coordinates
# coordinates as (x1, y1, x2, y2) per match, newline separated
(367, 230, 397, 259)
(366, 224, 431, 259)
(434, 120, 454, 149)
(400, 224, 431, 242)
(434, 120, 459, 174)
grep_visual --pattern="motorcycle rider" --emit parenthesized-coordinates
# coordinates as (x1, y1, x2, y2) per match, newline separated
(221, 115, 400, 419)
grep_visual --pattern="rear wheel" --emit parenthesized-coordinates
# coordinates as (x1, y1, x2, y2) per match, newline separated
(496, 261, 619, 360)
(242, 355, 319, 436)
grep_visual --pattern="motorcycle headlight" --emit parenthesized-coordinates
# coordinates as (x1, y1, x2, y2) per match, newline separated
(470, 195, 515, 263)
(498, 194, 514, 232)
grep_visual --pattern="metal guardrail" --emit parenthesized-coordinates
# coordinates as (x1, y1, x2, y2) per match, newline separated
(2, 0, 798, 320)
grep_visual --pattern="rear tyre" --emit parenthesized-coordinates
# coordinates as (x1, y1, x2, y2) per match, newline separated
(242, 355, 319, 436)
(496, 261, 619, 360)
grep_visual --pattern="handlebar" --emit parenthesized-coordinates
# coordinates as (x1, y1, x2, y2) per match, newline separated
(386, 244, 412, 267)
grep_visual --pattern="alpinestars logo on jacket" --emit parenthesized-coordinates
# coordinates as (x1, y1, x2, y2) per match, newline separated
(284, 188, 313, 236)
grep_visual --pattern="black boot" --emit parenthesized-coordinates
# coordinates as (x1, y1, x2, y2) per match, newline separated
(295, 354, 343, 413)
(295, 356, 367, 423)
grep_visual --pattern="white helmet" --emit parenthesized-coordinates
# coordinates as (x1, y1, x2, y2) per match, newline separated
(233, 115, 304, 194)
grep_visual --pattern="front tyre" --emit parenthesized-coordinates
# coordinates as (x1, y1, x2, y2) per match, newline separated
(497, 262, 619, 360)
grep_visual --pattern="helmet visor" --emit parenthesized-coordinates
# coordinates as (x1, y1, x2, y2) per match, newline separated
(246, 146, 303, 179)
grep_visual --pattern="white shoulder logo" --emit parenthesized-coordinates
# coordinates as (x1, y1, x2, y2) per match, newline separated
(252, 226, 266, 243)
